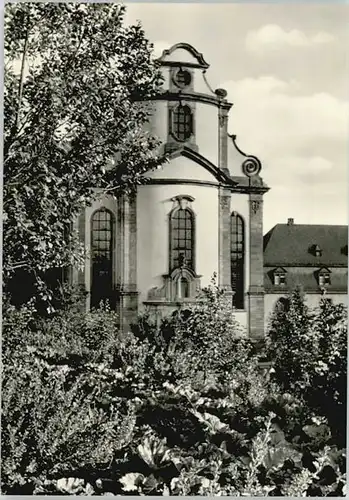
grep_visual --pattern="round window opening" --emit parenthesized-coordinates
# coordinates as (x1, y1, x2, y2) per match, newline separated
(174, 69, 192, 88)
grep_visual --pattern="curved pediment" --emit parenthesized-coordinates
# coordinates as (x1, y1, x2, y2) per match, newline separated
(145, 146, 236, 185)
(157, 42, 210, 69)
(167, 146, 236, 185)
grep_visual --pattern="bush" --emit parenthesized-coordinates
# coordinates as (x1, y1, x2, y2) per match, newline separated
(1, 283, 347, 495)
(1, 300, 140, 494)
(133, 277, 259, 389)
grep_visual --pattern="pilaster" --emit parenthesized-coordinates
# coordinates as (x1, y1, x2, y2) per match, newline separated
(72, 211, 88, 310)
(117, 194, 139, 332)
(218, 189, 232, 293)
(218, 106, 229, 174)
(248, 193, 265, 338)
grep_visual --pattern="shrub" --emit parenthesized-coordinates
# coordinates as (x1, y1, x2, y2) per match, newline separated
(1, 300, 134, 494)
(1, 282, 347, 495)
(133, 277, 259, 390)
(1, 357, 138, 494)
(2, 295, 119, 367)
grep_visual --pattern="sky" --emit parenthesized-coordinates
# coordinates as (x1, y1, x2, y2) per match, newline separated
(124, 3, 349, 233)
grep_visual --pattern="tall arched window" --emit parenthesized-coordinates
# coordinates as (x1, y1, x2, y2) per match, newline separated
(91, 208, 114, 308)
(170, 207, 194, 272)
(231, 213, 244, 309)
(172, 105, 193, 142)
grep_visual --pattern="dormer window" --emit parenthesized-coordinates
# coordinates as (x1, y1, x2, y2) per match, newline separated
(319, 273, 330, 287)
(273, 267, 287, 286)
(309, 244, 322, 257)
(317, 268, 331, 287)
(314, 245, 322, 257)
(274, 274, 285, 286)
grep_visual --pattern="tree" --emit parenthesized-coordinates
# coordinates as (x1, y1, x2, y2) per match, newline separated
(4, 3, 165, 295)
(265, 287, 315, 393)
(310, 298, 347, 443)
(266, 289, 347, 446)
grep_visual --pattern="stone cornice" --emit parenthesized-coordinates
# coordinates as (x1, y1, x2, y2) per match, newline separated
(233, 184, 270, 195)
(147, 90, 233, 110)
(144, 299, 206, 306)
(144, 178, 270, 194)
(264, 263, 348, 268)
(264, 289, 347, 294)
(158, 60, 207, 70)
(144, 178, 221, 188)
(230, 175, 270, 194)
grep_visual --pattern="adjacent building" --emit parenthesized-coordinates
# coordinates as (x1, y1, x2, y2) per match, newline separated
(264, 220, 348, 325)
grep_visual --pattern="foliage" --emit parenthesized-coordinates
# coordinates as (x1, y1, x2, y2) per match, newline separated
(1, 300, 138, 494)
(266, 287, 315, 393)
(4, 2, 165, 290)
(1, 283, 347, 495)
(133, 276, 259, 390)
(265, 288, 347, 445)
(310, 298, 347, 437)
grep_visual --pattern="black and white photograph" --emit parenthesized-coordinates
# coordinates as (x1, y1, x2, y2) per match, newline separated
(2, 1, 348, 496)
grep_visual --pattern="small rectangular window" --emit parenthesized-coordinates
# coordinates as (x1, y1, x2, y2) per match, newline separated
(274, 271, 286, 286)
(319, 273, 330, 286)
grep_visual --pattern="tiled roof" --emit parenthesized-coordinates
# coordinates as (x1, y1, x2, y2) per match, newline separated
(264, 224, 348, 267)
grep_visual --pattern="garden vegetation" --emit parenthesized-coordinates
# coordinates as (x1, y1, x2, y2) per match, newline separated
(2, 283, 347, 495)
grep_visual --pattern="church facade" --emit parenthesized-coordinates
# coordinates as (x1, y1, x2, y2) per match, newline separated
(73, 43, 347, 337)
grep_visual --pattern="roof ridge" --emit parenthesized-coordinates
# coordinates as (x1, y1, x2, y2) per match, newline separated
(274, 223, 348, 228)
